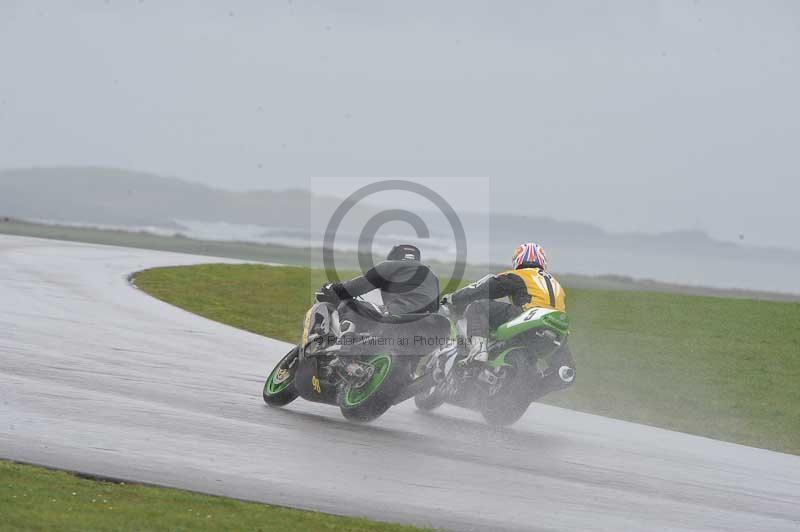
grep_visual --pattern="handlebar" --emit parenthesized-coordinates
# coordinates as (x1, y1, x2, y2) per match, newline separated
(315, 284, 367, 305)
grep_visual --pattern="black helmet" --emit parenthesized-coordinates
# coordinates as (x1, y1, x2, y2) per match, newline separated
(387, 244, 421, 261)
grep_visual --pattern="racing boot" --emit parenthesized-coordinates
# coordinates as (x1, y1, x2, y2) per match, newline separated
(458, 336, 488, 367)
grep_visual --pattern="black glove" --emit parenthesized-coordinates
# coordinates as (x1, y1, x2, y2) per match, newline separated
(317, 283, 340, 303)
(441, 294, 466, 315)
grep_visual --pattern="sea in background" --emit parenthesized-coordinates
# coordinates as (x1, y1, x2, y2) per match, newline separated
(32, 218, 800, 296)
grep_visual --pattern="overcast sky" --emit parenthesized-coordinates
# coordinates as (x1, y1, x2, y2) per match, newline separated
(1, 1, 798, 249)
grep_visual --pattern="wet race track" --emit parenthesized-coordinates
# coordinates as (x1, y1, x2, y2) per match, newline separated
(1, 235, 799, 531)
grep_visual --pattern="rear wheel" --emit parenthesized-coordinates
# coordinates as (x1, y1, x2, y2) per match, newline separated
(339, 353, 405, 422)
(263, 347, 300, 407)
(481, 351, 533, 427)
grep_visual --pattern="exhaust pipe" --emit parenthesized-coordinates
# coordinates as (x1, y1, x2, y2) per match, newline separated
(530, 365, 576, 402)
(557, 365, 575, 384)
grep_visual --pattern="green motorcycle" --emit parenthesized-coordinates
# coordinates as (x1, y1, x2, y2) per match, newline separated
(414, 304, 575, 426)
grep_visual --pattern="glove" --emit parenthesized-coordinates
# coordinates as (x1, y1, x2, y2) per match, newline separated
(441, 294, 466, 316)
(317, 283, 340, 303)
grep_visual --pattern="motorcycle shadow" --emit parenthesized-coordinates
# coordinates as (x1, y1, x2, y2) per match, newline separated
(410, 408, 571, 453)
(261, 400, 569, 455)
(261, 403, 438, 445)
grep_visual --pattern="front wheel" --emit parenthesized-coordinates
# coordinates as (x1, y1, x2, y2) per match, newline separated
(338, 353, 405, 422)
(263, 346, 300, 407)
(414, 383, 446, 411)
(413, 356, 446, 412)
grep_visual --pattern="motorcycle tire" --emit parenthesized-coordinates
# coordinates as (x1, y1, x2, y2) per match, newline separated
(263, 346, 300, 407)
(414, 383, 446, 411)
(481, 350, 533, 427)
(338, 352, 405, 423)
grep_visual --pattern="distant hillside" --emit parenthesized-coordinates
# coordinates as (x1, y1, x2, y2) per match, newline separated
(0, 166, 744, 244)
(0, 166, 361, 230)
(0, 166, 645, 252)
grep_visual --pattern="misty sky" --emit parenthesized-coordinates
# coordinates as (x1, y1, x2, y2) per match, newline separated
(1, 1, 799, 249)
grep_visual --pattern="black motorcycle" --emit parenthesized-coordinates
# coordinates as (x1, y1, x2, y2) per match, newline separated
(262, 288, 450, 422)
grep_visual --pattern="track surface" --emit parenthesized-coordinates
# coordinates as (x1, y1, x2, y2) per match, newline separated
(1, 235, 798, 531)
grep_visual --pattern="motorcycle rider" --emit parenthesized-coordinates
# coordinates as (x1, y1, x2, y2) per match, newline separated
(445, 243, 571, 377)
(320, 244, 440, 331)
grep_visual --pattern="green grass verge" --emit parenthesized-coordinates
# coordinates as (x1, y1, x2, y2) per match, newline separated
(0, 461, 431, 532)
(135, 263, 800, 455)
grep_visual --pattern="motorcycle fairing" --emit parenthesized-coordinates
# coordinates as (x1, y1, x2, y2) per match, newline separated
(493, 307, 570, 341)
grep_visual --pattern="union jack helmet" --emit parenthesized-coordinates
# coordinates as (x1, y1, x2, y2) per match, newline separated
(512, 242, 548, 270)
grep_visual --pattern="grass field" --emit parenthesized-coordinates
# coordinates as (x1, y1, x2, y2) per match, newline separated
(134, 263, 800, 455)
(0, 461, 430, 532)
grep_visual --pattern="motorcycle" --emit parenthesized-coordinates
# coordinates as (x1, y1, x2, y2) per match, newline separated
(262, 287, 451, 422)
(413, 301, 576, 427)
